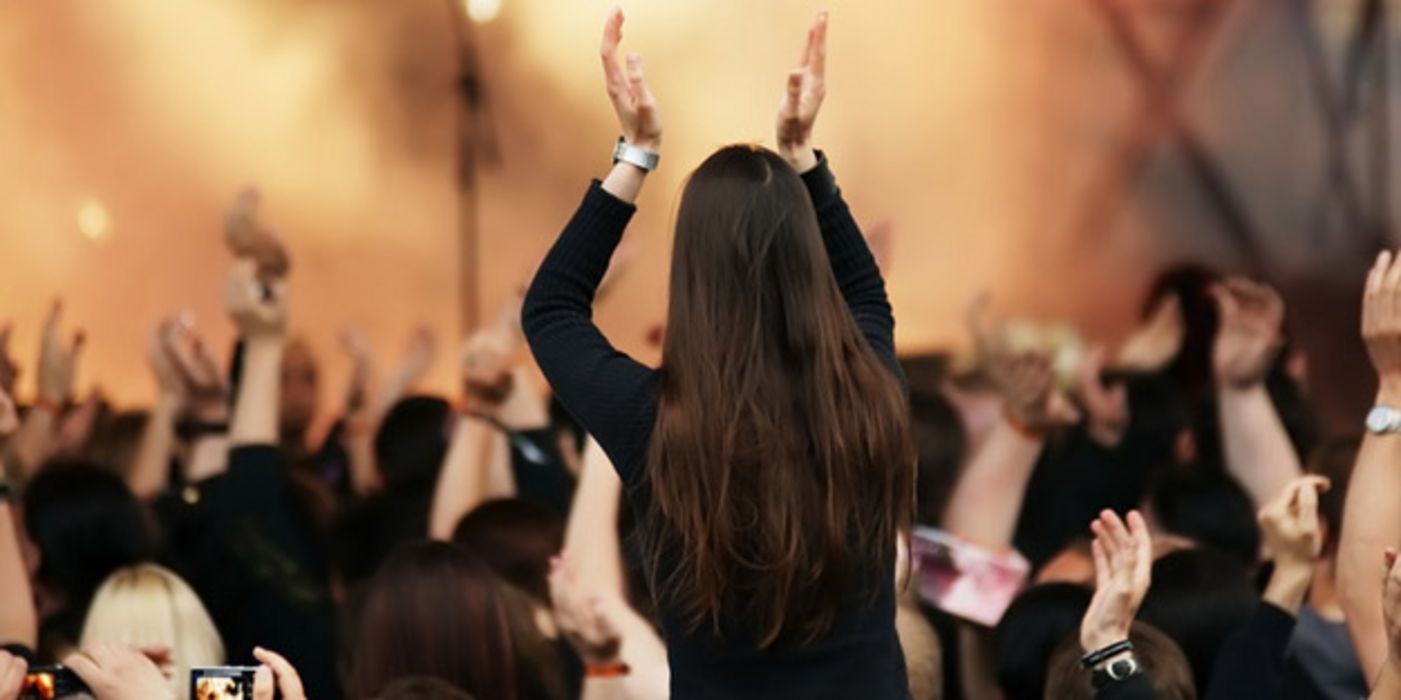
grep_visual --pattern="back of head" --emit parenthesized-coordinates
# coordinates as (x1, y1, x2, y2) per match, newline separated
(1043, 622, 1196, 700)
(645, 144, 914, 648)
(993, 583, 1093, 700)
(451, 499, 563, 605)
(1139, 547, 1257, 693)
(81, 564, 224, 700)
(351, 541, 518, 700)
(375, 396, 452, 489)
(1148, 466, 1260, 566)
(23, 462, 156, 615)
(909, 390, 966, 527)
(374, 677, 476, 700)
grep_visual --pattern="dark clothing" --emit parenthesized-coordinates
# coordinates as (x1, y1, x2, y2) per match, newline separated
(183, 446, 342, 700)
(522, 155, 910, 699)
(1283, 605, 1369, 700)
(1204, 601, 1296, 699)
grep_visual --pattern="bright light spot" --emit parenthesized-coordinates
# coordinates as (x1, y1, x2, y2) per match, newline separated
(76, 199, 112, 242)
(465, 0, 502, 23)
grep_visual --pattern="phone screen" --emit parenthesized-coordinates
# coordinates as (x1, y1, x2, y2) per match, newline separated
(21, 666, 89, 699)
(910, 526, 1031, 627)
(191, 667, 259, 700)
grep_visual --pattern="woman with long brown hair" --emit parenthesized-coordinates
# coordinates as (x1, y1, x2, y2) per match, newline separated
(522, 8, 914, 698)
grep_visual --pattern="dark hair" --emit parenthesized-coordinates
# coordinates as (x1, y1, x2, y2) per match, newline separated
(22, 462, 156, 629)
(1139, 548, 1257, 694)
(1043, 622, 1196, 700)
(375, 396, 452, 489)
(642, 144, 915, 648)
(1142, 264, 1221, 399)
(374, 677, 476, 700)
(993, 583, 1093, 700)
(909, 390, 966, 527)
(1306, 436, 1360, 554)
(451, 499, 563, 604)
(350, 541, 518, 700)
(1148, 466, 1260, 566)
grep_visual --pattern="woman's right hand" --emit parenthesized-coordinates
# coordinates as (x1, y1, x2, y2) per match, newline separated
(601, 6, 660, 152)
(776, 12, 828, 173)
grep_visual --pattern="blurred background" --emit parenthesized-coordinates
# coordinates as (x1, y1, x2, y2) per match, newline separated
(0, 0, 1396, 432)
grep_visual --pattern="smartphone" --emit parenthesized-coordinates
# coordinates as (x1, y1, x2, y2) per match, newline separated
(20, 665, 90, 699)
(191, 666, 259, 700)
(910, 526, 1031, 627)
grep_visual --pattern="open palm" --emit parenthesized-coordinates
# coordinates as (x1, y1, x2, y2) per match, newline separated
(776, 12, 828, 166)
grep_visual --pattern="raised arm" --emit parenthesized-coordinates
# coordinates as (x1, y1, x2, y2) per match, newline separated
(4, 302, 82, 481)
(128, 319, 185, 500)
(0, 387, 35, 649)
(776, 13, 898, 375)
(521, 6, 658, 479)
(1212, 278, 1301, 508)
(1341, 251, 1401, 684)
(226, 260, 286, 447)
(1369, 549, 1401, 699)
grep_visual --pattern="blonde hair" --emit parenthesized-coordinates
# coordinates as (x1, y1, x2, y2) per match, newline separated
(80, 564, 225, 700)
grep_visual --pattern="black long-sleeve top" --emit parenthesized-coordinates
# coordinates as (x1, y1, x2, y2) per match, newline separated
(522, 154, 910, 699)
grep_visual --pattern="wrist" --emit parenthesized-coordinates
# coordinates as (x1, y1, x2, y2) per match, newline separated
(1263, 562, 1313, 612)
(779, 144, 818, 173)
(1379, 377, 1401, 407)
(1082, 629, 1131, 656)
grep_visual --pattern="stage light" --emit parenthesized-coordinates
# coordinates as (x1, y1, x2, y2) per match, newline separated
(76, 199, 112, 242)
(464, 0, 501, 23)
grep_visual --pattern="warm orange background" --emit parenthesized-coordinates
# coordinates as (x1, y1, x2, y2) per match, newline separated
(0, 0, 1390, 429)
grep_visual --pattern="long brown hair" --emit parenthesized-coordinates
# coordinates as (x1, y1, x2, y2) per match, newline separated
(350, 541, 519, 700)
(643, 145, 914, 648)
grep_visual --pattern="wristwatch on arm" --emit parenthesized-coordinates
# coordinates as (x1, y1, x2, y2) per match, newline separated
(1366, 405, 1401, 434)
(612, 137, 659, 172)
(1082, 640, 1143, 690)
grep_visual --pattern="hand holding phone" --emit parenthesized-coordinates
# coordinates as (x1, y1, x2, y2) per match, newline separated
(191, 667, 258, 700)
(20, 665, 89, 700)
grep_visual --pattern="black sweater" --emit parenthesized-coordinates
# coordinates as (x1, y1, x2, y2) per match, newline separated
(522, 155, 910, 699)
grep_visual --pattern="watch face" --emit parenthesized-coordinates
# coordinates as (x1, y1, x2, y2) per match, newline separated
(1367, 407, 1398, 433)
(1107, 657, 1140, 680)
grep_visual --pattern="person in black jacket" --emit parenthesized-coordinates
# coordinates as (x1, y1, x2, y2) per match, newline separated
(521, 8, 914, 699)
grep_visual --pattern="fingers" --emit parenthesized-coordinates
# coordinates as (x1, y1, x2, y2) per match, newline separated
(0, 651, 26, 699)
(625, 53, 656, 116)
(601, 6, 627, 96)
(63, 651, 102, 686)
(1365, 251, 1390, 334)
(781, 69, 804, 116)
(1386, 547, 1399, 576)
(253, 666, 275, 700)
(1091, 537, 1111, 591)
(805, 11, 828, 79)
(253, 647, 305, 700)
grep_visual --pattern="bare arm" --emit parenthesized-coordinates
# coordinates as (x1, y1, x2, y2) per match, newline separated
(564, 438, 627, 596)
(225, 261, 287, 448)
(129, 321, 188, 500)
(0, 501, 35, 649)
(941, 418, 1043, 552)
(428, 416, 495, 540)
(1212, 279, 1300, 508)
(1342, 251, 1401, 684)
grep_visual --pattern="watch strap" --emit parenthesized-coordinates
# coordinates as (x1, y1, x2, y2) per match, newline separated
(1080, 639, 1134, 669)
(612, 137, 659, 172)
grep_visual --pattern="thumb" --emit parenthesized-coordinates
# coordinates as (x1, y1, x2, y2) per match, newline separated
(253, 665, 274, 700)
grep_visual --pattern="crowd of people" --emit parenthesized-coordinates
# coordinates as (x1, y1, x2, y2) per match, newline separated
(2, 8, 1401, 700)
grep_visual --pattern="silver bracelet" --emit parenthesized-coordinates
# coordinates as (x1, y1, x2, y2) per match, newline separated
(612, 137, 659, 172)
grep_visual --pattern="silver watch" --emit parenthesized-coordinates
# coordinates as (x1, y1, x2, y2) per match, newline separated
(1366, 405, 1401, 434)
(612, 137, 659, 172)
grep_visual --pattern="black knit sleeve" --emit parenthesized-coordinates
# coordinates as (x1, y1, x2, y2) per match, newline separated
(1203, 602, 1297, 700)
(522, 181, 659, 485)
(800, 153, 903, 384)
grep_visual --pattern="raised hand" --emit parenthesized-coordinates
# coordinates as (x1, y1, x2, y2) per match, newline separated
(461, 325, 519, 414)
(1081, 510, 1153, 654)
(37, 301, 84, 407)
(163, 325, 229, 422)
(1213, 277, 1285, 388)
(549, 554, 624, 667)
(252, 647, 307, 700)
(148, 318, 187, 402)
(776, 12, 828, 173)
(225, 188, 291, 278)
(1076, 345, 1129, 447)
(339, 327, 375, 415)
(969, 296, 1079, 432)
(600, 6, 660, 151)
(1259, 475, 1329, 569)
(224, 260, 288, 340)
(1364, 251, 1401, 402)
(64, 643, 177, 700)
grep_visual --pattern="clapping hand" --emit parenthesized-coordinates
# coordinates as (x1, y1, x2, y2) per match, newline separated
(37, 301, 84, 408)
(1081, 510, 1152, 654)
(225, 188, 291, 278)
(1212, 278, 1285, 388)
(969, 296, 1080, 432)
(224, 260, 288, 341)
